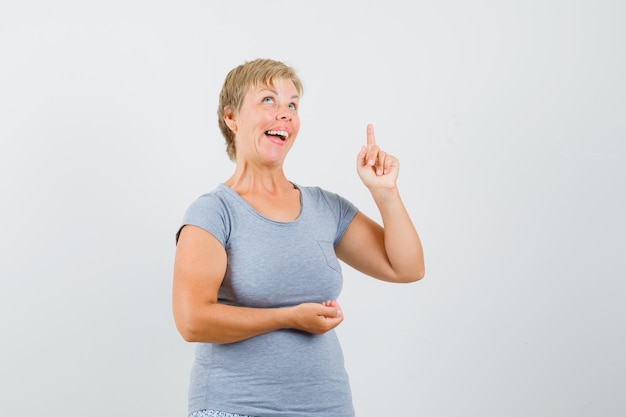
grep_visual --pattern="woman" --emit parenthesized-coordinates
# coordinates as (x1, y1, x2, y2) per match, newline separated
(173, 58, 424, 417)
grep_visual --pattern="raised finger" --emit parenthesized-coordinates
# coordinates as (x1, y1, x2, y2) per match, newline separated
(366, 123, 376, 147)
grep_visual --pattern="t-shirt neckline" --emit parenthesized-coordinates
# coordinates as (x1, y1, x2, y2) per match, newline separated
(218, 182, 303, 225)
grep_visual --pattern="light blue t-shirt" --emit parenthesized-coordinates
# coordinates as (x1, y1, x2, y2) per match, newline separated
(179, 183, 358, 417)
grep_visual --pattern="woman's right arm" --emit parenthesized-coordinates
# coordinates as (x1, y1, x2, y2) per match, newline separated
(173, 225, 344, 344)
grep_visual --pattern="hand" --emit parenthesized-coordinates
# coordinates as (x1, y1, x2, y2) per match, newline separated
(288, 300, 344, 335)
(357, 124, 400, 191)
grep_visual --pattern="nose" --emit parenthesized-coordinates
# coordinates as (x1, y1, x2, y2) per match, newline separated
(276, 104, 293, 120)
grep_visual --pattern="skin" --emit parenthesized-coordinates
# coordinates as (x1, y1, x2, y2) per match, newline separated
(173, 78, 424, 344)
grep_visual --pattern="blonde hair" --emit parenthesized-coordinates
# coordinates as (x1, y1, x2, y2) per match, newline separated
(217, 58, 304, 161)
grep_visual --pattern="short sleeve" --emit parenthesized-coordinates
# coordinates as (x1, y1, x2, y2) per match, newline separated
(175, 192, 230, 247)
(318, 189, 358, 246)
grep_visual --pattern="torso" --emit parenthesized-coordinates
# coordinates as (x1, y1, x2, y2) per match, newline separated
(182, 184, 357, 416)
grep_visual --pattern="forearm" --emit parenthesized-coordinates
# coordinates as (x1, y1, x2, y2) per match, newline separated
(176, 302, 292, 344)
(174, 300, 343, 344)
(371, 186, 425, 282)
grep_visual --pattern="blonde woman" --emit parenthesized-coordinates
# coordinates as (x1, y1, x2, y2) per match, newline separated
(173, 58, 424, 417)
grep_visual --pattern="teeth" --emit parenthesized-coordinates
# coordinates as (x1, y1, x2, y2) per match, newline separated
(266, 130, 289, 139)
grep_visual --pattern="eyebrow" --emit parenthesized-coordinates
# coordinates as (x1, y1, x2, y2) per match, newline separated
(260, 88, 300, 100)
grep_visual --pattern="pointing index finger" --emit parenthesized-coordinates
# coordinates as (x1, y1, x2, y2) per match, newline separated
(367, 123, 376, 146)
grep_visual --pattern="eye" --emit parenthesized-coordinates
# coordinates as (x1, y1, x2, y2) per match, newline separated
(262, 97, 274, 104)
(289, 102, 297, 111)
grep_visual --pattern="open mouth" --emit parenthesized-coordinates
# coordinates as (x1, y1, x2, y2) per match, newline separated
(265, 130, 289, 141)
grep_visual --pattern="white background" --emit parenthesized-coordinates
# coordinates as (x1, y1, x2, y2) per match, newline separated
(1, 1, 625, 416)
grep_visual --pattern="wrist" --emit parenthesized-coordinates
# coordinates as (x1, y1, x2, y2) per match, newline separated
(369, 185, 400, 204)
(276, 306, 295, 330)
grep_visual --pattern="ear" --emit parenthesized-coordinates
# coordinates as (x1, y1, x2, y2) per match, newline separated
(223, 106, 237, 133)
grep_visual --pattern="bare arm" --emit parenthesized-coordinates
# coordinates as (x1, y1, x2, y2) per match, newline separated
(335, 124, 425, 283)
(173, 225, 344, 344)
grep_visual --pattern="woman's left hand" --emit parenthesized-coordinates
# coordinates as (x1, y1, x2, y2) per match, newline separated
(357, 124, 400, 191)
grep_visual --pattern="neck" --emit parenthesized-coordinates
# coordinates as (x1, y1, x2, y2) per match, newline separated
(224, 161, 293, 195)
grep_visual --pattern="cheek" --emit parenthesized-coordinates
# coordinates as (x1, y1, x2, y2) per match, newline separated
(292, 115, 301, 132)
(253, 112, 275, 129)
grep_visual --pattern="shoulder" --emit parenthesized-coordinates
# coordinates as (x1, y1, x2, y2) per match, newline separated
(296, 183, 358, 216)
(178, 185, 235, 245)
(186, 184, 234, 213)
(181, 184, 242, 226)
(298, 184, 347, 204)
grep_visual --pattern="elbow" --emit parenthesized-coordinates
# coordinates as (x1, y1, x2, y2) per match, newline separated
(173, 300, 229, 343)
(414, 267, 426, 282)
(174, 310, 228, 344)
(390, 254, 425, 283)
(410, 259, 426, 282)
(180, 330, 199, 343)
(380, 263, 425, 283)
(406, 270, 425, 283)
(173, 297, 211, 342)
(174, 310, 207, 343)
(176, 320, 201, 343)
(398, 265, 425, 283)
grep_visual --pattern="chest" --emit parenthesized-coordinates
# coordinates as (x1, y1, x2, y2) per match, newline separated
(220, 217, 343, 308)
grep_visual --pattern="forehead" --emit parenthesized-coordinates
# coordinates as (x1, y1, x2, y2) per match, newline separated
(247, 78, 299, 95)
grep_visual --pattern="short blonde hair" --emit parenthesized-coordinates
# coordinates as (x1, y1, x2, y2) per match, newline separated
(217, 59, 304, 161)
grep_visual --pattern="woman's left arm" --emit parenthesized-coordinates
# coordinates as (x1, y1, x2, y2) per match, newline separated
(335, 124, 425, 283)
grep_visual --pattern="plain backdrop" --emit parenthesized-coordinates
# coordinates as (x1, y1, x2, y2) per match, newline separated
(1, 1, 625, 416)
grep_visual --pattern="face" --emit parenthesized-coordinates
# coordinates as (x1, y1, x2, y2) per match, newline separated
(226, 78, 300, 165)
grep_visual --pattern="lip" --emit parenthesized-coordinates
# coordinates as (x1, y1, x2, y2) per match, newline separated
(264, 132, 288, 146)
(264, 127, 290, 145)
(266, 126, 289, 134)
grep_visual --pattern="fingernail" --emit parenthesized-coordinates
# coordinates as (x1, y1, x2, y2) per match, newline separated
(368, 160, 375, 166)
